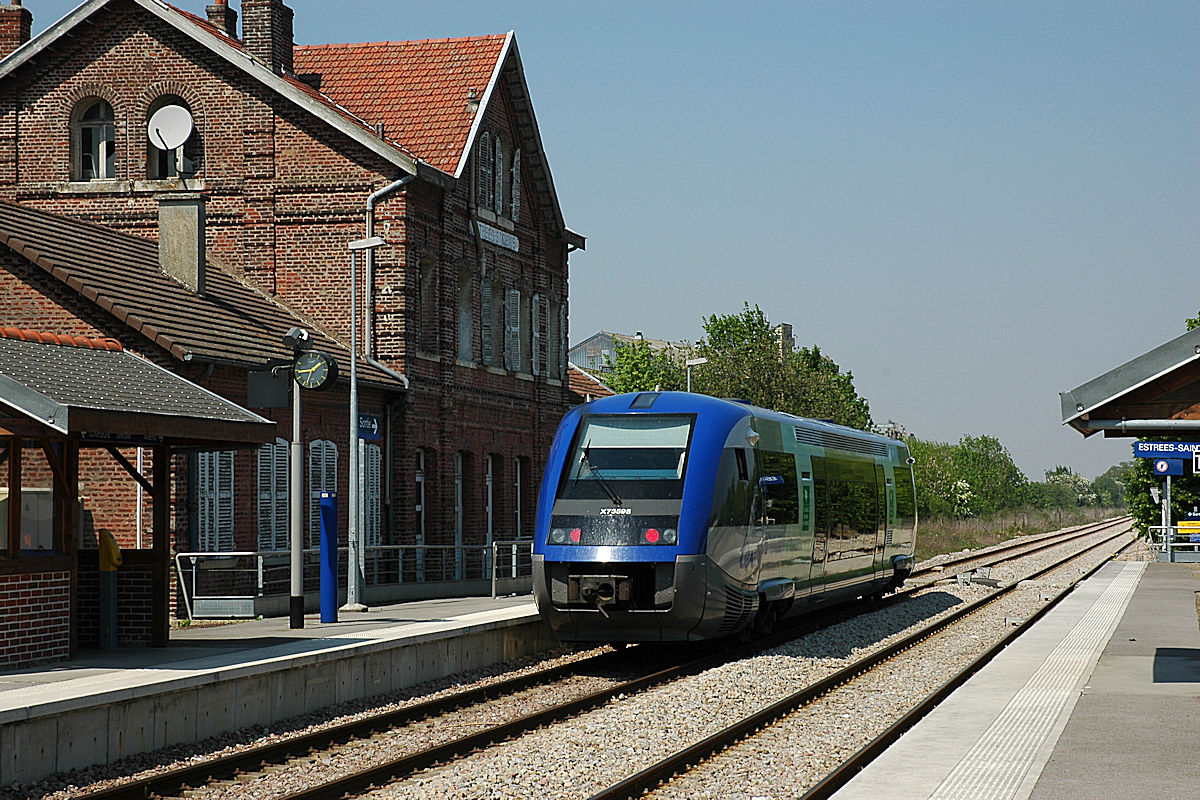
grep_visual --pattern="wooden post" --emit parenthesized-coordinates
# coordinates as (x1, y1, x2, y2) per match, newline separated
(152, 445, 170, 646)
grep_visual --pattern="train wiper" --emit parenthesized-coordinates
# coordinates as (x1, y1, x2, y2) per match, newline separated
(580, 442, 623, 506)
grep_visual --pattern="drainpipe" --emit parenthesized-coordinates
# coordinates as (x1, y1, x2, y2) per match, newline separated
(365, 175, 416, 367)
(1084, 420, 1200, 433)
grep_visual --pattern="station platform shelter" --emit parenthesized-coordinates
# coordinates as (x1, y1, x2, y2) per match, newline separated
(0, 329, 274, 669)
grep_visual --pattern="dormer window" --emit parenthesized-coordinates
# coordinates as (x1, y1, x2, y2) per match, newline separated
(75, 99, 115, 181)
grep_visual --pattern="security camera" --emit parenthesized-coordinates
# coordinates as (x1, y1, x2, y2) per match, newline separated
(283, 327, 311, 352)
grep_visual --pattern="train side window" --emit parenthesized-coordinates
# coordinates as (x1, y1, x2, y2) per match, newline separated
(735, 448, 748, 481)
(758, 450, 799, 525)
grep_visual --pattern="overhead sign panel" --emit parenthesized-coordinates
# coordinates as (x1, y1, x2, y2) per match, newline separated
(1133, 441, 1200, 458)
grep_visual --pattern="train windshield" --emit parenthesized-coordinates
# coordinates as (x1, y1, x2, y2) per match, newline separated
(558, 414, 693, 500)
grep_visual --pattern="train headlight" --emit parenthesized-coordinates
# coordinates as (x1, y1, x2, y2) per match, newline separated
(550, 528, 567, 544)
(662, 528, 678, 545)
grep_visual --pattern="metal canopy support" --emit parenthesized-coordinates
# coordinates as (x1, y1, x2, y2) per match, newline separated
(152, 444, 170, 647)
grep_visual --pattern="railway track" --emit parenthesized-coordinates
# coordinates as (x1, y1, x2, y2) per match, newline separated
(63, 519, 1129, 800)
(592, 521, 1133, 800)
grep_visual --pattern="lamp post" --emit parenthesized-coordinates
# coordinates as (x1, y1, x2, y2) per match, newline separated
(282, 326, 311, 629)
(685, 357, 708, 392)
(344, 235, 386, 612)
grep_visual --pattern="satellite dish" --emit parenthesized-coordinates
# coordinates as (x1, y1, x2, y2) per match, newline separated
(147, 105, 193, 151)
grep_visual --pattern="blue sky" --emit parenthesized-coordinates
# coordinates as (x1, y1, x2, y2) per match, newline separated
(33, 1, 1200, 480)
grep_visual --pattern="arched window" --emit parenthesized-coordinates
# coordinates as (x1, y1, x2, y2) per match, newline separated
(75, 99, 115, 181)
(146, 95, 198, 179)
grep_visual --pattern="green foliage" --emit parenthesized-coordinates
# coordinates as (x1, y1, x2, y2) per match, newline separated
(605, 339, 684, 394)
(689, 303, 872, 429)
(1091, 461, 1132, 507)
(1126, 444, 1200, 534)
(906, 434, 1027, 518)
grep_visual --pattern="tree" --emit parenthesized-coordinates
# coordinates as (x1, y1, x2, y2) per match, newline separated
(907, 434, 1028, 518)
(1091, 461, 1132, 507)
(691, 303, 872, 429)
(606, 338, 684, 394)
(1044, 466, 1097, 506)
(951, 434, 1027, 514)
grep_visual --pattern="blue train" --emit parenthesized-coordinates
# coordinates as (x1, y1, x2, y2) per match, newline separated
(532, 391, 917, 642)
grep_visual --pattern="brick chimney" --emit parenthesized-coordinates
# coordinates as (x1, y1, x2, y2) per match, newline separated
(0, 1, 32, 60)
(241, 0, 293, 74)
(205, 0, 238, 39)
(158, 194, 207, 295)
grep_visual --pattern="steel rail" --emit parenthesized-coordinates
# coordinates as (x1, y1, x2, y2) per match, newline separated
(797, 535, 1138, 800)
(75, 520, 1128, 800)
(586, 526, 1132, 800)
(70, 647, 636, 800)
(908, 515, 1130, 583)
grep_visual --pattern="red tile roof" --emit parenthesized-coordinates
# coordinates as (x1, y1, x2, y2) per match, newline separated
(568, 364, 614, 404)
(293, 36, 507, 174)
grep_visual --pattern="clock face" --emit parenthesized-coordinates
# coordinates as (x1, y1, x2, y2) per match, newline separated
(293, 350, 337, 391)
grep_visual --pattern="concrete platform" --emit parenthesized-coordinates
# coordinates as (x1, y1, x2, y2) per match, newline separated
(832, 560, 1200, 800)
(0, 594, 551, 786)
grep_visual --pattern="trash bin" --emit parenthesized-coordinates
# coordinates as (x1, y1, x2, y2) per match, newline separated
(99, 528, 122, 649)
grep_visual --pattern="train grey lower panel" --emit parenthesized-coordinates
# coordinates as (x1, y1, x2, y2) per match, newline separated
(533, 554, 760, 642)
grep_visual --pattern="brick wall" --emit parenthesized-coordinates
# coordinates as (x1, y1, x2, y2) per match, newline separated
(0, 0, 574, 576)
(0, 569, 70, 668)
(77, 549, 155, 648)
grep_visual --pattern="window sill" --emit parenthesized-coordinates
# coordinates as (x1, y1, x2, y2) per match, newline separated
(133, 178, 206, 192)
(58, 178, 206, 194)
(475, 208, 515, 231)
(486, 366, 507, 376)
(60, 180, 131, 194)
(413, 352, 441, 363)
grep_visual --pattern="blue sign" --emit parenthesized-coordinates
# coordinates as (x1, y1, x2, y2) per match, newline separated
(358, 413, 381, 441)
(1153, 459, 1183, 476)
(1134, 442, 1200, 458)
(758, 475, 785, 486)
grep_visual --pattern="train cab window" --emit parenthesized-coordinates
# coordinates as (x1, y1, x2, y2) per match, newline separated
(557, 414, 694, 501)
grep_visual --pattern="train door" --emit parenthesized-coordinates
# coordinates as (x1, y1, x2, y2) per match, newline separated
(873, 464, 889, 577)
(798, 469, 815, 596)
(809, 456, 829, 595)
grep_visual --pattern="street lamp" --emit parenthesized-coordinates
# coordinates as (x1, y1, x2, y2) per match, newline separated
(344, 235, 386, 612)
(685, 357, 708, 392)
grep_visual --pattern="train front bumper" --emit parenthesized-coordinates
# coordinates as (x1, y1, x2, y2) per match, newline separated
(532, 553, 752, 642)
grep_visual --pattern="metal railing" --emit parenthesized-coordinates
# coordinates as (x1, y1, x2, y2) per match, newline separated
(1149, 525, 1200, 561)
(174, 540, 535, 619)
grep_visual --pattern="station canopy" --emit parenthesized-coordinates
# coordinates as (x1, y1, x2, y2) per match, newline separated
(1061, 326, 1200, 439)
(0, 331, 274, 447)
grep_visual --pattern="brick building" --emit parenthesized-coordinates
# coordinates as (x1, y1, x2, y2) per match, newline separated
(0, 0, 582, 663)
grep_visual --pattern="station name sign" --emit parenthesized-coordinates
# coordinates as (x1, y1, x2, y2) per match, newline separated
(1132, 442, 1200, 458)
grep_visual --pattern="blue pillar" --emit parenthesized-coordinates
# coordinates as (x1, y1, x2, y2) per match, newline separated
(320, 492, 339, 622)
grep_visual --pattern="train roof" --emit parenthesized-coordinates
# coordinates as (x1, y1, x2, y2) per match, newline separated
(578, 391, 904, 451)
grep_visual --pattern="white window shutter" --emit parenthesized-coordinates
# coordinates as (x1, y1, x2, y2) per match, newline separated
(274, 439, 289, 551)
(257, 444, 273, 551)
(217, 451, 235, 552)
(493, 136, 504, 215)
(366, 444, 382, 548)
(481, 278, 493, 366)
(560, 302, 568, 378)
(478, 131, 493, 210)
(511, 149, 521, 220)
(308, 440, 338, 547)
(506, 287, 521, 371)
(198, 453, 213, 550)
(531, 293, 542, 376)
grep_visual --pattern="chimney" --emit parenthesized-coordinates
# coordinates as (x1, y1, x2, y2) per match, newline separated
(205, 0, 238, 39)
(241, 0, 293, 74)
(158, 194, 207, 295)
(0, 1, 31, 60)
